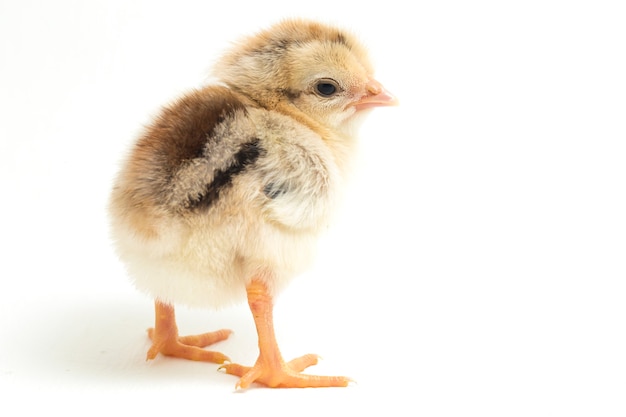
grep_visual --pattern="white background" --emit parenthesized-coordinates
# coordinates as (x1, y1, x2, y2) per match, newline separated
(1, 0, 624, 415)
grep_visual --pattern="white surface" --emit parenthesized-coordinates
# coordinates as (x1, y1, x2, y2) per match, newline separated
(1, 1, 625, 415)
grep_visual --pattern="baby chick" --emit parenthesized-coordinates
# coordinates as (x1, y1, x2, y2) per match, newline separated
(109, 19, 397, 389)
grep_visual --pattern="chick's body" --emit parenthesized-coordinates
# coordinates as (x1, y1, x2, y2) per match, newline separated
(111, 87, 345, 308)
(109, 19, 396, 389)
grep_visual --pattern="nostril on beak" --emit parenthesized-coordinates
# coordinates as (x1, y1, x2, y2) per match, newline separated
(367, 81, 383, 95)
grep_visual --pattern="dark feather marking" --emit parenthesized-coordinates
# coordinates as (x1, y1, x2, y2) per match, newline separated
(279, 88, 301, 101)
(333, 33, 348, 46)
(251, 27, 350, 59)
(131, 86, 249, 207)
(149, 87, 248, 175)
(188, 139, 264, 210)
(263, 182, 287, 199)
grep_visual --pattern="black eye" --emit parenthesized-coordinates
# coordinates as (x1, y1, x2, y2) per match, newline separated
(314, 79, 339, 97)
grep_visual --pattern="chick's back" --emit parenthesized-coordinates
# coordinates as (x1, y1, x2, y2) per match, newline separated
(110, 85, 342, 308)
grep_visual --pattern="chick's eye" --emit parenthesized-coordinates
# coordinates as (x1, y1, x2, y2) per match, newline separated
(316, 83, 336, 96)
(314, 79, 339, 97)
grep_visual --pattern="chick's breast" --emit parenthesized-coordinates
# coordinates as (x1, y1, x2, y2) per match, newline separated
(109, 86, 344, 308)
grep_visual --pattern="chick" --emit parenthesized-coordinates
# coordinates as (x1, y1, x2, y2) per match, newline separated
(109, 19, 397, 389)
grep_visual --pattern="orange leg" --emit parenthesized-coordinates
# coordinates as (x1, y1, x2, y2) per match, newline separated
(146, 301, 231, 364)
(220, 279, 351, 389)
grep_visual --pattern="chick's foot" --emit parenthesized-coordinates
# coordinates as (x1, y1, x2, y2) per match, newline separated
(221, 353, 350, 389)
(146, 300, 231, 364)
(221, 279, 350, 389)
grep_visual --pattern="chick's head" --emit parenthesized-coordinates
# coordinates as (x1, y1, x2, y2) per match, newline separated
(214, 19, 396, 133)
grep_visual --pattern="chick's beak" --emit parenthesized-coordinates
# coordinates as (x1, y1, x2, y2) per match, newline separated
(352, 79, 399, 111)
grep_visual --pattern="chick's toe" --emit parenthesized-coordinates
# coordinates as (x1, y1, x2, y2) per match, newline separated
(146, 301, 231, 364)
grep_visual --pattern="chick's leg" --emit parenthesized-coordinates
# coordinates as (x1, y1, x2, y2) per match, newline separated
(146, 301, 231, 364)
(220, 279, 351, 389)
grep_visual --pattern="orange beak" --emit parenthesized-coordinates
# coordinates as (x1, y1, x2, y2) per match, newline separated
(352, 79, 399, 111)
